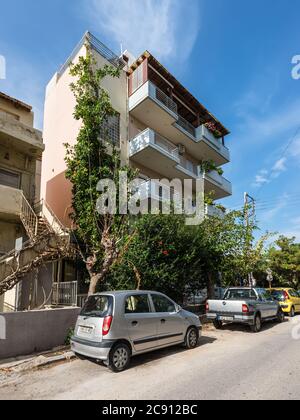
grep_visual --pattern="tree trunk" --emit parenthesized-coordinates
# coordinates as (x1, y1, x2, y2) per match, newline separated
(207, 272, 215, 299)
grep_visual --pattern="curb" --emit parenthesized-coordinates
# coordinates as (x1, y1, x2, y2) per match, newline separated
(0, 351, 76, 374)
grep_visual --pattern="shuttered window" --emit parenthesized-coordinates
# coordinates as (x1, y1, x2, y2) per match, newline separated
(0, 168, 20, 189)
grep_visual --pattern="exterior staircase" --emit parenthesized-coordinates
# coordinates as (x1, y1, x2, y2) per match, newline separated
(0, 195, 72, 297)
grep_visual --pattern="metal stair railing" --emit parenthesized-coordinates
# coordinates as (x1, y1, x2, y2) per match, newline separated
(20, 193, 38, 240)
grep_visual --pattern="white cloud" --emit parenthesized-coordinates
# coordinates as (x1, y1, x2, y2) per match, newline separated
(85, 0, 201, 63)
(253, 171, 270, 187)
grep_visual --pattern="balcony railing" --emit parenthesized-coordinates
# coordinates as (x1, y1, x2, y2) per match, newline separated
(130, 128, 179, 161)
(178, 156, 199, 177)
(176, 116, 196, 138)
(203, 170, 232, 196)
(152, 83, 178, 115)
(52, 281, 78, 307)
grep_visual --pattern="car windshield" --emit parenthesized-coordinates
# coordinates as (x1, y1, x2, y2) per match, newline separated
(270, 290, 285, 302)
(81, 295, 112, 318)
(224, 289, 257, 300)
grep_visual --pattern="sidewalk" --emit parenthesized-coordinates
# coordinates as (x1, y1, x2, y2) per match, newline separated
(0, 346, 76, 375)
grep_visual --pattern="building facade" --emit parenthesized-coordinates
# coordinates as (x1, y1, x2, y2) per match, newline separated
(0, 92, 44, 311)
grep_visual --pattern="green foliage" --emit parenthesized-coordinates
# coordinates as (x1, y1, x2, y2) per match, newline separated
(200, 160, 224, 176)
(266, 236, 300, 288)
(108, 209, 267, 300)
(65, 327, 74, 346)
(64, 49, 137, 291)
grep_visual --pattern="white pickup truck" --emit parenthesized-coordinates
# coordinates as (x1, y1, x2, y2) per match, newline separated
(206, 287, 285, 332)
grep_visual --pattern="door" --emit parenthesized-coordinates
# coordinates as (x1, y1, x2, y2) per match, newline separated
(289, 290, 300, 312)
(151, 293, 185, 347)
(124, 294, 159, 353)
(257, 289, 278, 318)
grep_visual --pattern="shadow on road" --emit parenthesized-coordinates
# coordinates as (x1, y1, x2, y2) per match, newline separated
(216, 318, 289, 334)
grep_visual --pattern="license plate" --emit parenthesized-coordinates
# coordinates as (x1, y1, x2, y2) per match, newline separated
(220, 316, 234, 322)
(79, 326, 93, 334)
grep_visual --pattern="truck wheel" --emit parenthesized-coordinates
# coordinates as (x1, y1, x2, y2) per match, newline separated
(213, 320, 223, 330)
(250, 314, 262, 333)
(185, 327, 199, 349)
(109, 343, 131, 373)
(289, 307, 295, 318)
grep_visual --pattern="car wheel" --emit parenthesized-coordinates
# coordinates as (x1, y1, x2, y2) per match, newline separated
(213, 320, 223, 330)
(289, 307, 295, 318)
(276, 309, 285, 323)
(250, 314, 262, 333)
(109, 343, 131, 373)
(185, 327, 199, 349)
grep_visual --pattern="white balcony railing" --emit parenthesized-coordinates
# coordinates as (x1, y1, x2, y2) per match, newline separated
(205, 204, 226, 219)
(133, 179, 182, 203)
(130, 128, 180, 161)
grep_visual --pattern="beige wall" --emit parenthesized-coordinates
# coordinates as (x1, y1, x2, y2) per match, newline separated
(42, 43, 129, 226)
(0, 97, 34, 127)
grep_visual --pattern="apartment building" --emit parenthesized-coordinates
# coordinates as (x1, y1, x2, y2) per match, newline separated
(0, 92, 44, 311)
(0, 32, 232, 310)
(42, 32, 231, 224)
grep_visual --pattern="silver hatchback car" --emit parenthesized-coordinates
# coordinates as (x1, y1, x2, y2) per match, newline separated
(71, 291, 202, 372)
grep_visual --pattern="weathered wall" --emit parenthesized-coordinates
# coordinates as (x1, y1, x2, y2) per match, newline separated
(0, 96, 34, 127)
(0, 307, 80, 359)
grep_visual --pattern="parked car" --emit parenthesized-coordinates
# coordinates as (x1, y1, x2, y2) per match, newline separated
(269, 288, 300, 317)
(71, 291, 202, 372)
(206, 287, 284, 333)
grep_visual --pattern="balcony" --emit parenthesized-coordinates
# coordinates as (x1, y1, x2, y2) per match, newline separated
(0, 185, 22, 221)
(0, 112, 44, 157)
(205, 204, 226, 219)
(203, 170, 232, 200)
(129, 81, 178, 133)
(130, 128, 182, 178)
(129, 82, 230, 165)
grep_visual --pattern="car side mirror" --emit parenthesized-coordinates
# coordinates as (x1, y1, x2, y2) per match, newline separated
(175, 304, 182, 313)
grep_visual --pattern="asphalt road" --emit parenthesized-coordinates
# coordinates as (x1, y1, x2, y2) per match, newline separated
(1, 316, 300, 400)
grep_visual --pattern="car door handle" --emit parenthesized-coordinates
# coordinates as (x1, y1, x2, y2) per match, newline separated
(132, 321, 138, 327)
(161, 319, 166, 324)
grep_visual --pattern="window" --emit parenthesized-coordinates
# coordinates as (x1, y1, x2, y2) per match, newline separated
(125, 294, 150, 314)
(289, 290, 298, 298)
(0, 168, 20, 189)
(81, 295, 113, 318)
(99, 114, 120, 147)
(224, 289, 257, 300)
(152, 294, 176, 313)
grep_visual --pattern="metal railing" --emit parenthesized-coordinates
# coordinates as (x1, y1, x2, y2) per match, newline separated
(153, 132, 179, 159)
(52, 281, 78, 307)
(150, 82, 178, 115)
(179, 156, 198, 176)
(176, 116, 196, 138)
(20, 193, 38, 240)
(77, 294, 88, 308)
(35, 199, 69, 237)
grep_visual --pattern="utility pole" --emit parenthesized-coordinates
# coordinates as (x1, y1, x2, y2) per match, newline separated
(244, 193, 256, 287)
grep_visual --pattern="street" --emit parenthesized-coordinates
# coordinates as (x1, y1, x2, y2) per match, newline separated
(1, 317, 300, 400)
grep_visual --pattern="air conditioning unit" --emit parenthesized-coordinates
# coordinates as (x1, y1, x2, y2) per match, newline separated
(178, 144, 186, 155)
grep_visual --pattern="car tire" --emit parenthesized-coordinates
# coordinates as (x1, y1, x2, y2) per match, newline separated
(213, 320, 223, 330)
(276, 309, 285, 323)
(250, 314, 262, 333)
(185, 327, 199, 349)
(109, 343, 131, 373)
(289, 307, 295, 318)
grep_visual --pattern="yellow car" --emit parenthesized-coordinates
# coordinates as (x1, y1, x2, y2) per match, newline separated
(269, 288, 300, 317)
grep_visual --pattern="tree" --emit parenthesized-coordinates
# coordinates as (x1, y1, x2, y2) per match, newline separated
(267, 236, 300, 288)
(64, 49, 136, 295)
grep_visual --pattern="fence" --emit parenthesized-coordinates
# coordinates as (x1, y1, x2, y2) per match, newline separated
(52, 281, 78, 307)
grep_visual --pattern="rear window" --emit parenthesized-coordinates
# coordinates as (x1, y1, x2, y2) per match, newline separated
(270, 290, 285, 302)
(81, 295, 113, 318)
(224, 289, 257, 300)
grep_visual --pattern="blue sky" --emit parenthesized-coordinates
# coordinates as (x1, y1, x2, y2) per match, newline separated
(0, 0, 299, 240)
